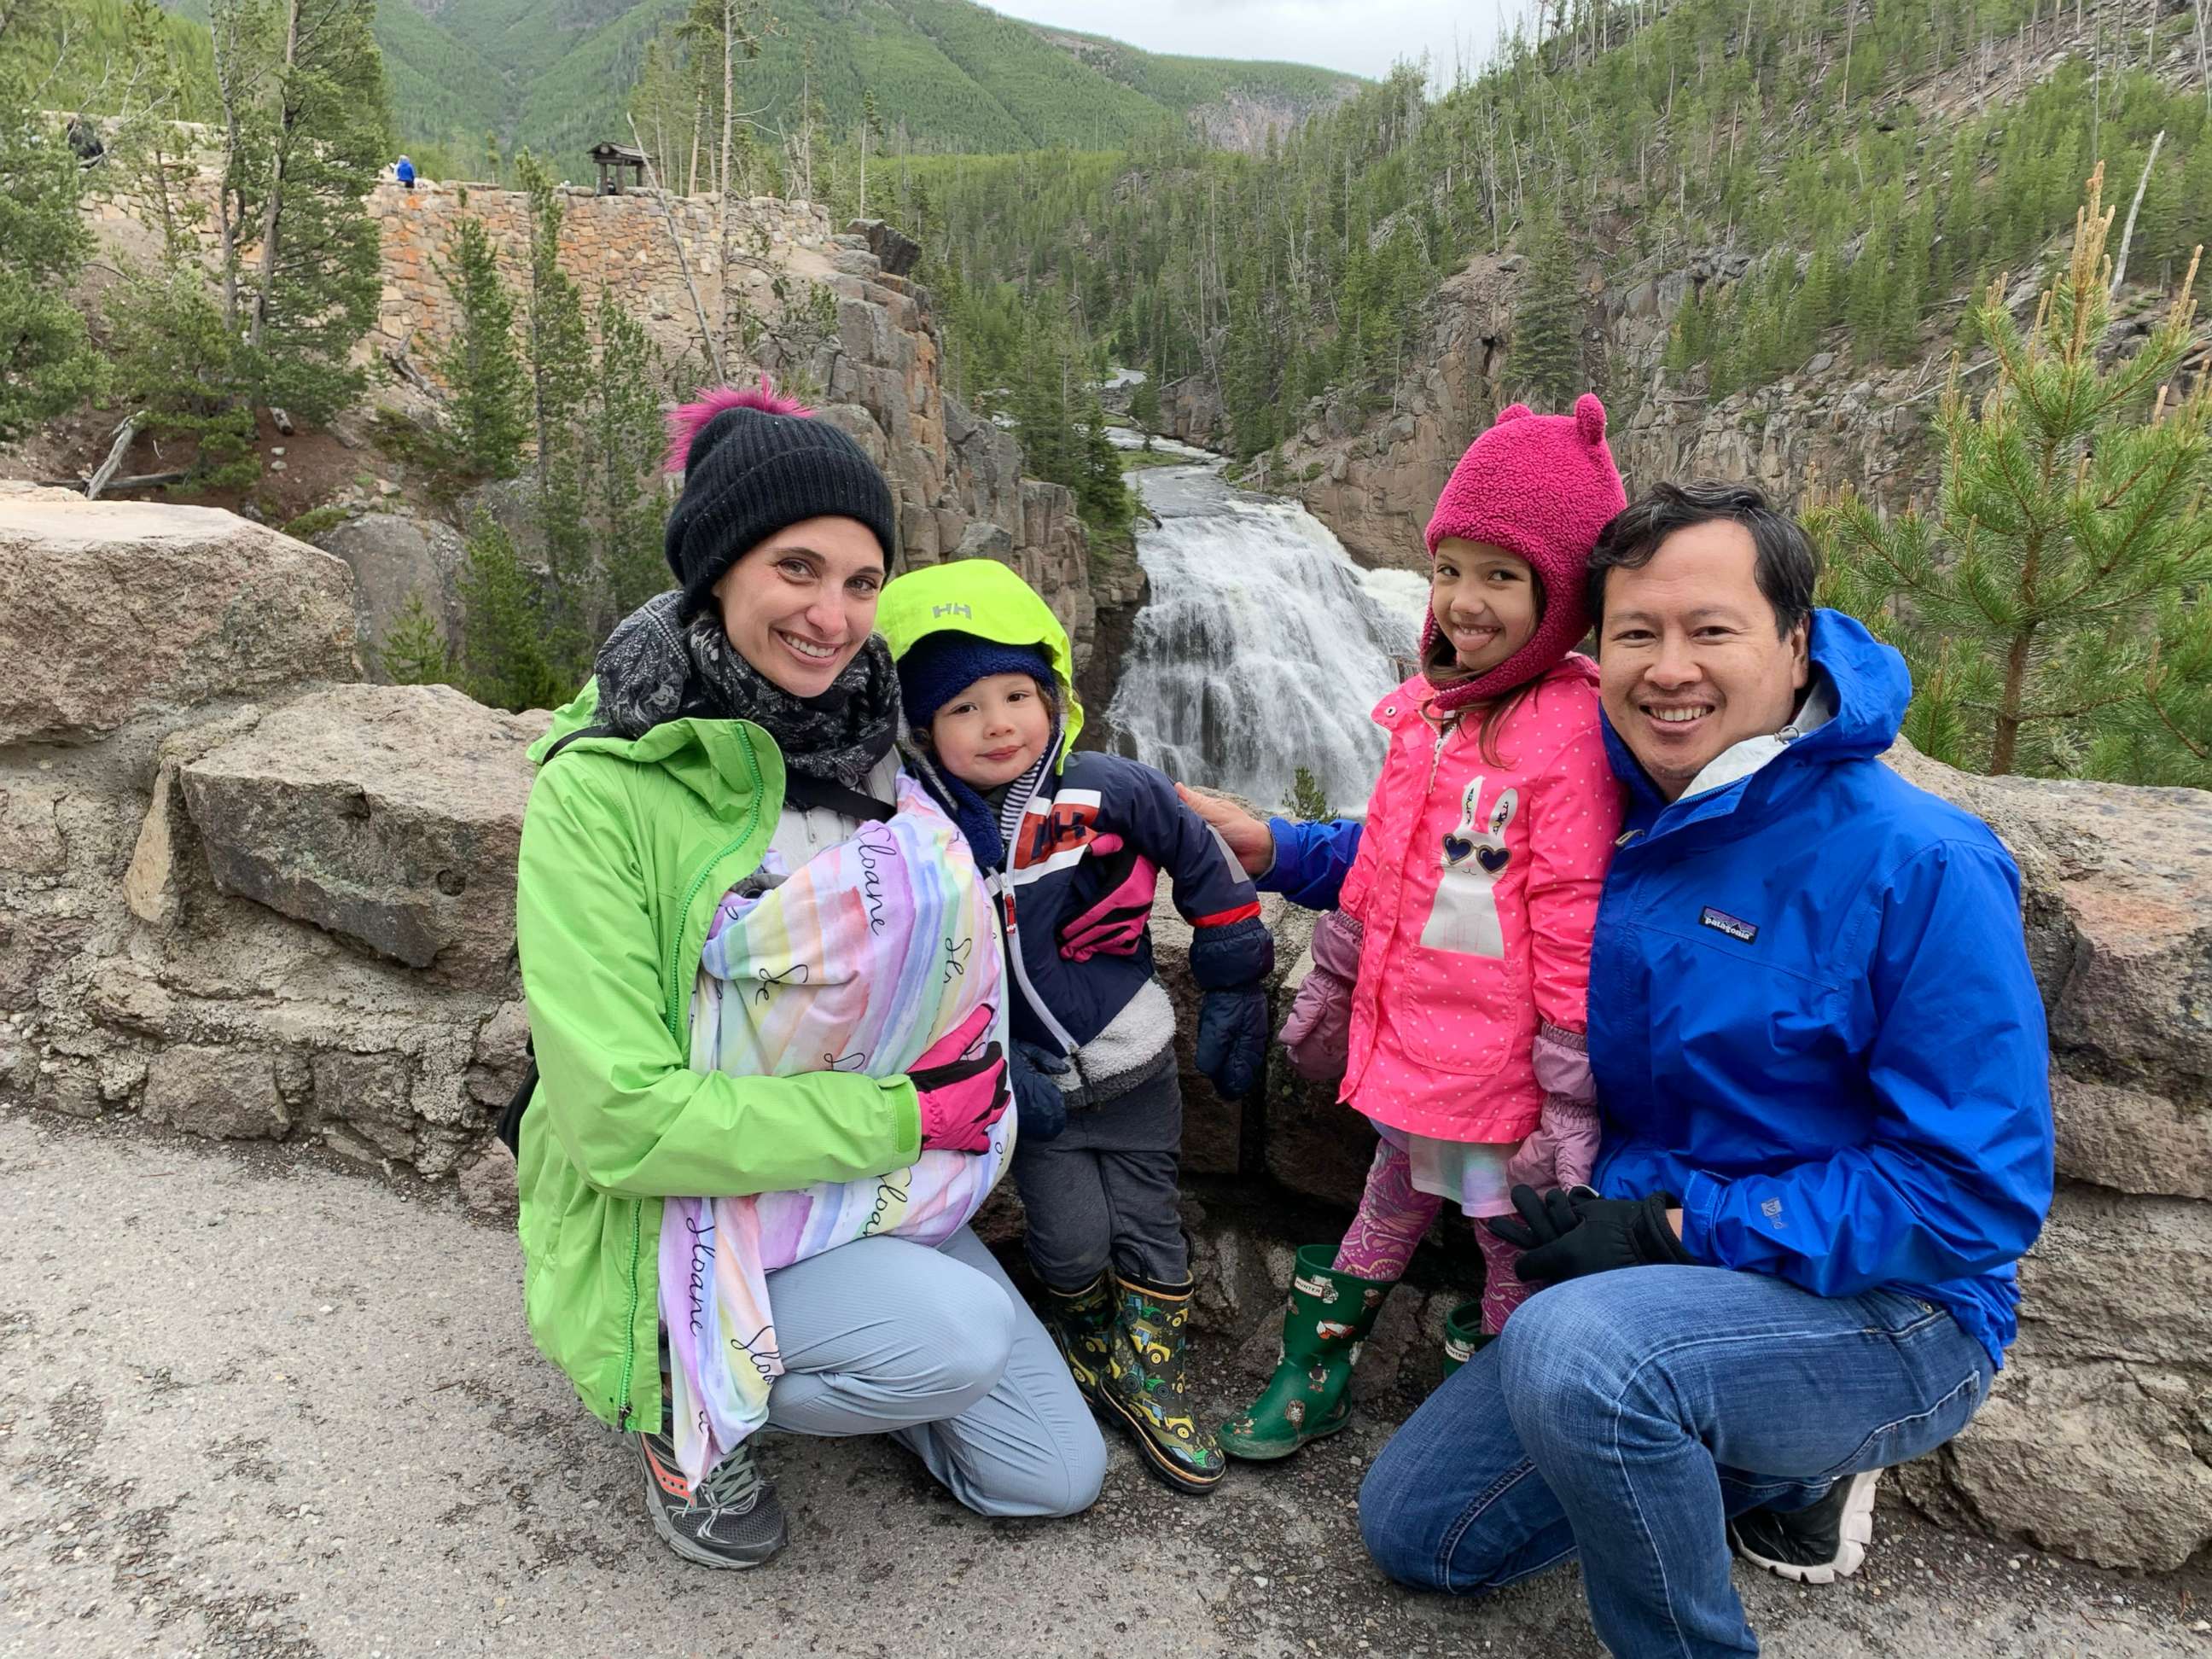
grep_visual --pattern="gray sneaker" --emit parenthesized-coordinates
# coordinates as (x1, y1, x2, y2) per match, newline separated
(637, 1431, 788, 1569)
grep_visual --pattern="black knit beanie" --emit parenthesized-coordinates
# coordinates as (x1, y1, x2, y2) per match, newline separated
(661, 385, 899, 619)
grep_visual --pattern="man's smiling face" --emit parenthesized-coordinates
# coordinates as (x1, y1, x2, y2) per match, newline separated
(1595, 520, 1809, 800)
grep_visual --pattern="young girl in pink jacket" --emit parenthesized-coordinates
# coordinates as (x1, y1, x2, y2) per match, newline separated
(1220, 397, 1628, 1463)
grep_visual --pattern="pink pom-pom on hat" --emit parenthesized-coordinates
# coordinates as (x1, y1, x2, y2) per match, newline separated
(1420, 392, 1627, 712)
(662, 377, 814, 474)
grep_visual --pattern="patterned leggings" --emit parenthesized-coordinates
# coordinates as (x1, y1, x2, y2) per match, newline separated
(1331, 1138, 1534, 1336)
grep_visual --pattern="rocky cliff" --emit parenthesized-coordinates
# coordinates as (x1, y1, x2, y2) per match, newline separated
(1175, 247, 1959, 573)
(4, 486, 2205, 1572)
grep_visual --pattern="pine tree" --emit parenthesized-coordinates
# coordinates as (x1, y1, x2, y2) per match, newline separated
(1511, 201, 1582, 410)
(457, 515, 570, 713)
(432, 215, 528, 482)
(377, 591, 454, 686)
(0, 40, 108, 439)
(109, 262, 259, 488)
(1280, 764, 1332, 821)
(1843, 234, 1891, 371)
(1814, 166, 2212, 780)
(589, 288, 673, 621)
(210, 0, 389, 423)
(1076, 395, 1132, 541)
(513, 151, 594, 655)
(1126, 371, 1161, 447)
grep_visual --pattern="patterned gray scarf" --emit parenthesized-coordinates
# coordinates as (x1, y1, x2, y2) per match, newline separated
(592, 591, 900, 791)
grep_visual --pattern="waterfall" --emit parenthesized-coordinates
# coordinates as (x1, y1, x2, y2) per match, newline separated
(1104, 444, 1430, 816)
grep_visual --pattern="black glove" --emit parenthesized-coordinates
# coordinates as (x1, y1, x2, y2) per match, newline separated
(1008, 1041, 1070, 1142)
(1195, 985, 1269, 1097)
(1483, 1185, 1694, 1284)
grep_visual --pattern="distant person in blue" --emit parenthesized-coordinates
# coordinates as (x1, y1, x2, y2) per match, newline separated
(395, 154, 416, 190)
(1180, 481, 2053, 1656)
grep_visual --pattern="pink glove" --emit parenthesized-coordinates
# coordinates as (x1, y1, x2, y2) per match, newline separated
(1505, 1023, 1601, 1189)
(1278, 910, 1364, 1083)
(909, 1004, 1011, 1154)
(1057, 833, 1161, 962)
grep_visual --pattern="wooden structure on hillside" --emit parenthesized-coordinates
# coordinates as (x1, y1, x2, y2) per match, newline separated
(589, 143, 647, 196)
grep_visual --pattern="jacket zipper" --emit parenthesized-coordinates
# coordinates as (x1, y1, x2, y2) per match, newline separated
(619, 729, 768, 1433)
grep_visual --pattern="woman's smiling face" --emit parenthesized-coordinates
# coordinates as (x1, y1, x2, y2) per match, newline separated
(713, 515, 887, 697)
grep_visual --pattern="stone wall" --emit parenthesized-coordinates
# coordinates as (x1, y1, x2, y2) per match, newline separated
(362, 180, 835, 375)
(4, 487, 2204, 1572)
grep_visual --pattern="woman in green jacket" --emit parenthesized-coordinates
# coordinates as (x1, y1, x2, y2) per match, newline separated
(512, 385, 1106, 1570)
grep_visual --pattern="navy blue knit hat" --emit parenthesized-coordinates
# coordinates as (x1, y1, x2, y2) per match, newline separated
(897, 631, 1056, 730)
(661, 382, 899, 619)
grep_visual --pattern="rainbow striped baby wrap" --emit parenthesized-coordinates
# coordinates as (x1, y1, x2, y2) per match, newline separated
(661, 771, 1014, 1482)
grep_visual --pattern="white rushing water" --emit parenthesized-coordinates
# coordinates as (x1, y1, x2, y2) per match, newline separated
(1104, 435, 1430, 815)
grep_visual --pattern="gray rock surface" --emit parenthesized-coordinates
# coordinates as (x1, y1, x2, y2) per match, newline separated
(140, 1045, 288, 1139)
(178, 684, 544, 984)
(0, 499, 357, 744)
(311, 512, 466, 669)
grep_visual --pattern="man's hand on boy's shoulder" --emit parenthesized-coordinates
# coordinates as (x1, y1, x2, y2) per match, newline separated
(1175, 783, 1272, 876)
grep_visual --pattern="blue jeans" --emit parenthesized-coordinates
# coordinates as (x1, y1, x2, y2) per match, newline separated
(1359, 1266, 1994, 1656)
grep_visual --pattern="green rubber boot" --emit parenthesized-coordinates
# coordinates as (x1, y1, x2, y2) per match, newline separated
(1101, 1271, 1226, 1494)
(1038, 1272, 1117, 1406)
(1218, 1245, 1393, 1462)
(1441, 1299, 1490, 1378)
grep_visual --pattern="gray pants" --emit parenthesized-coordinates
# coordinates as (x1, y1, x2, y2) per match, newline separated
(1011, 1064, 1189, 1290)
(760, 1224, 1104, 1518)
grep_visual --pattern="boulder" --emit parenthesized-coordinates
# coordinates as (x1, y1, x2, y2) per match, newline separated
(2015, 1185, 2212, 1371)
(847, 217, 920, 277)
(142, 1045, 288, 1140)
(0, 500, 358, 744)
(953, 521, 1016, 563)
(178, 684, 544, 985)
(1920, 1357, 2212, 1572)
(2049, 1075, 2211, 1202)
(311, 514, 465, 668)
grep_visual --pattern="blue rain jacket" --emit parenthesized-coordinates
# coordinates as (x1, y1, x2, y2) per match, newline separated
(1262, 611, 2053, 1367)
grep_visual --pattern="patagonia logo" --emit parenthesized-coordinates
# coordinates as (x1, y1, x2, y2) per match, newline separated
(1699, 906, 1758, 943)
(930, 602, 973, 619)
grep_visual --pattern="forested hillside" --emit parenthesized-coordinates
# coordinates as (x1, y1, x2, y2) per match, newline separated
(115, 0, 1353, 174)
(905, 0, 2212, 461)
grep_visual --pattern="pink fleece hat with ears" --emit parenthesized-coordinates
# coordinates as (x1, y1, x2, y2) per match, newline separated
(1421, 393, 1627, 711)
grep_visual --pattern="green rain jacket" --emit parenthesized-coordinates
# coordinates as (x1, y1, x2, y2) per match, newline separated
(512, 679, 924, 1433)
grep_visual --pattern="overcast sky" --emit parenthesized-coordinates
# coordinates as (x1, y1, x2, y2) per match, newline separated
(983, 1, 1528, 86)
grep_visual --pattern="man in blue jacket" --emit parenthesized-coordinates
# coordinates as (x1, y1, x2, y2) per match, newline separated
(1184, 483, 2053, 1656)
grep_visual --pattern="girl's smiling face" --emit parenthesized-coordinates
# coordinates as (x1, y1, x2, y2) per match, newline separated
(1430, 538, 1540, 676)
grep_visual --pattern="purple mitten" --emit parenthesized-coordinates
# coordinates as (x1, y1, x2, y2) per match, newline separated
(1278, 911, 1365, 1083)
(1505, 1023, 1600, 1189)
(1058, 833, 1161, 962)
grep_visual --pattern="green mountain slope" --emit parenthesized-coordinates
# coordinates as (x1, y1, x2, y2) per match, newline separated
(380, 0, 1359, 168)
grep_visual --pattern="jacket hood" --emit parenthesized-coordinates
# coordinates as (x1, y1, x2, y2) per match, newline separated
(527, 677, 782, 820)
(1603, 608, 1912, 827)
(876, 559, 1084, 752)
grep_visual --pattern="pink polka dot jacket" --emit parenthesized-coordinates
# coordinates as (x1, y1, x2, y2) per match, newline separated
(1336, 655, 1624, 1144)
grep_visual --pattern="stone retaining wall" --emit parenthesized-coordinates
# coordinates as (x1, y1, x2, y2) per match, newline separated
(2, 486, 2204, 1572)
